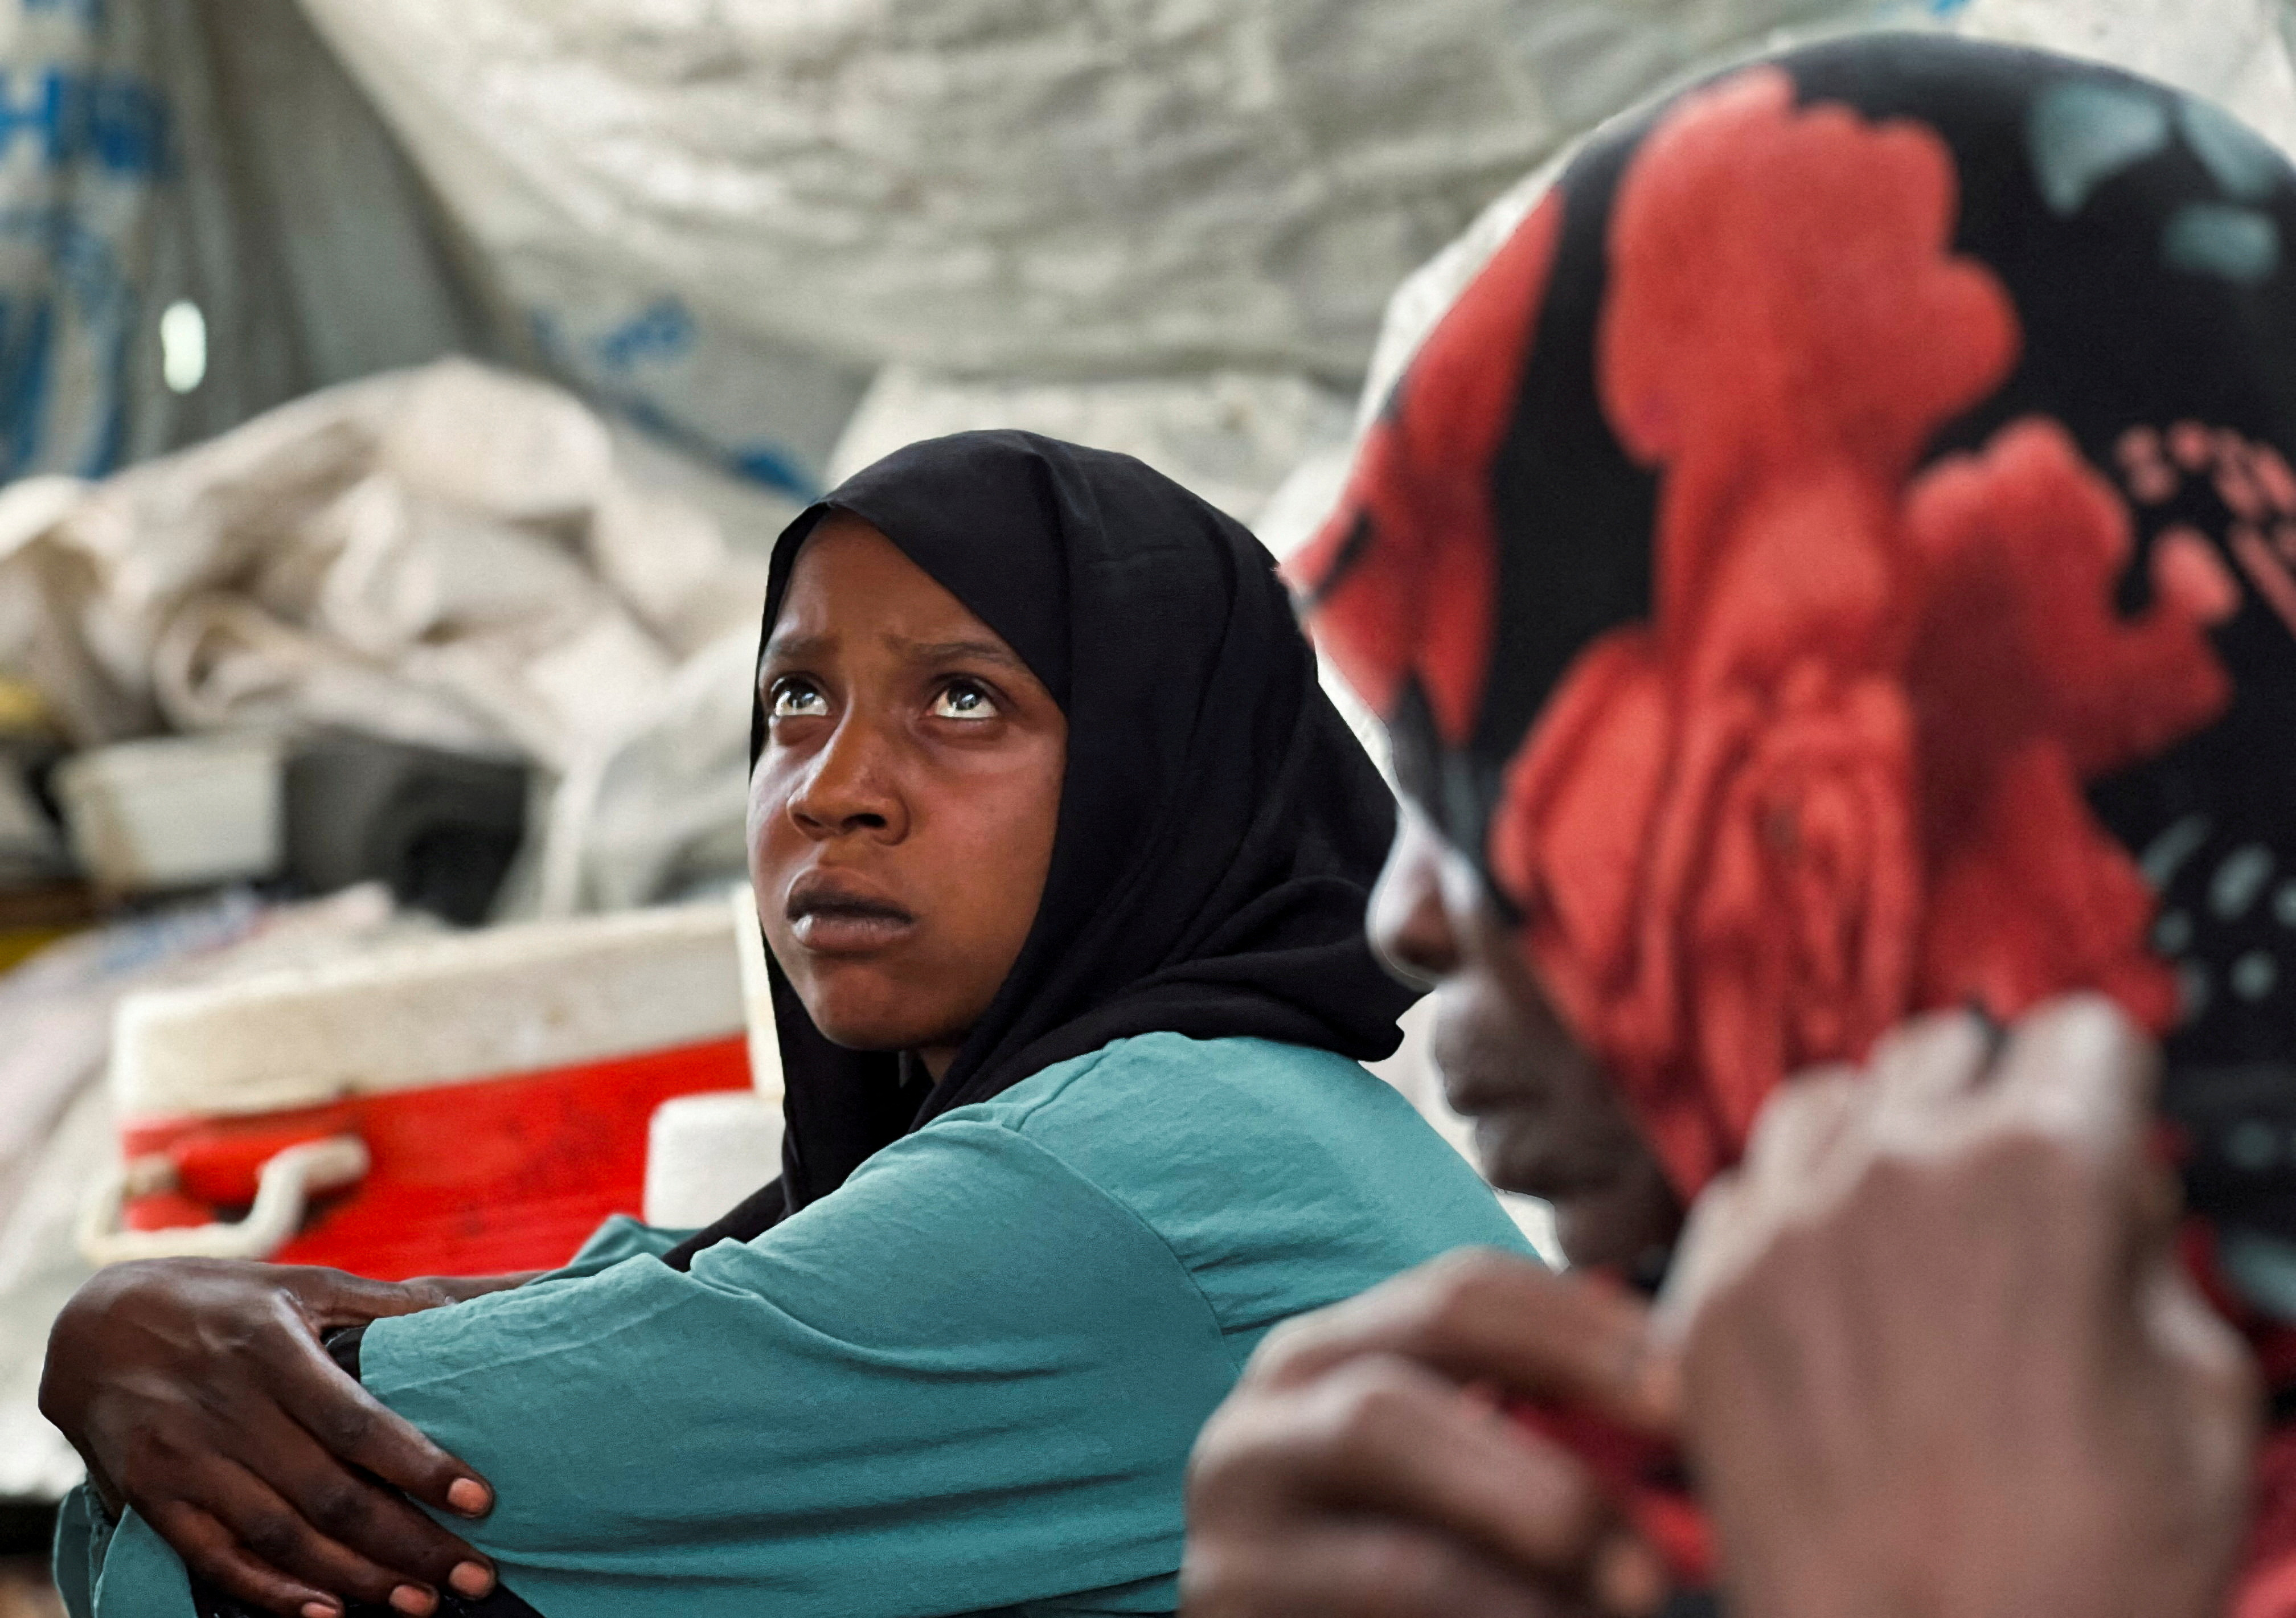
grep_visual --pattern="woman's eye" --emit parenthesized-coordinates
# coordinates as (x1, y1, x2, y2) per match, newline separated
(769, 680, 829, 720)
(930, 680, 999, 720)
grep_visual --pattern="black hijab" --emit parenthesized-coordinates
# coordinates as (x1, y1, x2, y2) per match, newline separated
(663, 430, 1414, 1267)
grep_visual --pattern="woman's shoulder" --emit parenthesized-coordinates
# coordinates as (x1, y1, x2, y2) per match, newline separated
(939, 1034, 1532, 1341)
(966, 1032, 1417, 1162)
(1002, 1029, 1373, 1105)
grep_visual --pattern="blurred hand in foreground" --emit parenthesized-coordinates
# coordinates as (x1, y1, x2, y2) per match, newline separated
(1182, 995, 2259, 1618)
(42, 1258, 523, 1618)
(1661, 995, 2259, 1618)
(1180, 1246, 1675, 1618)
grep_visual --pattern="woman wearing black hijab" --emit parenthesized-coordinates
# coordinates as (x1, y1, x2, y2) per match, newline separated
(45, 432, 1533, 1618)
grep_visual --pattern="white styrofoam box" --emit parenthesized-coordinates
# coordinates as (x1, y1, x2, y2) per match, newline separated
(55, 732, 284, 891)
(642, 1089, 785, 1230)
(110, 896, 745, 1122)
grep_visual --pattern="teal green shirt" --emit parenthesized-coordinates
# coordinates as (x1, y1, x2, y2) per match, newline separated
(56, 1033, 1531, 1617)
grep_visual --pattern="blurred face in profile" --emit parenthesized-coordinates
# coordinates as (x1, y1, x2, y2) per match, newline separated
(1368, 805, 1681, 1269)
(749, 515, 1067, 1078)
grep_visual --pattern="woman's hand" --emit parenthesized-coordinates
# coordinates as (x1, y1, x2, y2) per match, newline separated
(40, 1258, 523, 1618)
(1180, 1248, 1675, 1617)
(1662, 996, 2260, 1618)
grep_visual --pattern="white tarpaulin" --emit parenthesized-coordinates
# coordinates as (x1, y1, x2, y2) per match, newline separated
(293, 0, 1921, 386)
(10, 0, 2288, 574)
(825, 366, 1355, 527)
(282, 0, 2296, 542)
(0, 0, 857, 525)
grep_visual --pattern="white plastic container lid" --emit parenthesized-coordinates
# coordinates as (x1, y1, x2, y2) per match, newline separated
(111, 897, 747, 1121)
(55, 732, 284, 892)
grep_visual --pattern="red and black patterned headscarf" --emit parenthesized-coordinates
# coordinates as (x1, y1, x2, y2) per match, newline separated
(1295, 33, 2296, 1609)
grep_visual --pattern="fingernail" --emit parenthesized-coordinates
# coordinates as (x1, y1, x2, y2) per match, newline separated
(447, 1477, 491, 1515)
(450, 1560, 495, 1597)
(1591, 1535, 1668, 1618)
(300, 1603, 340, 1618)
(388, 1586, 436, 1617)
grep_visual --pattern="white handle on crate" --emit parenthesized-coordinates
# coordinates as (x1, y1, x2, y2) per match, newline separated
(77, 1135, 371, 1266)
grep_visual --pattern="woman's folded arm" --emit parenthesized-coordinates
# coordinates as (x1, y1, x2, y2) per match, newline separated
(63, 1119, 1240, 1618)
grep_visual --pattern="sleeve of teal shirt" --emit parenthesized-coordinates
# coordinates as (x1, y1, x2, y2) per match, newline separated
(46, 1219, 708, 1618)
(54, 1037, 1525, 1618)
(52, 1486, 200, 1618)
(51, 1484, 105, 1616)
(354, 1118, 1241, 1618)
(49, 1128, 1239, 1618)
(548, 1214, 695, 1277)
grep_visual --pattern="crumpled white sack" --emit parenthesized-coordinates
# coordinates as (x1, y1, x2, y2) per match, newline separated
(378, 361, 617, 523)
(536, 626, 757, 917)
(0, 358, 754, 777)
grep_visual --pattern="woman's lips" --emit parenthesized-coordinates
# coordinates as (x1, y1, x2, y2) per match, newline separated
(785, 876, 917, 957)
(792, 906, 916, 955)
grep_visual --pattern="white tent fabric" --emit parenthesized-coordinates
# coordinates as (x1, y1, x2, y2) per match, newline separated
(293, 0, 1907, 386)
(0, 0, 859, 526)
(13, 0, 2290, 582)
(825, 366, 1354, 527)
(284, 0, 2296, 542)
(3, 0, 2290, 548)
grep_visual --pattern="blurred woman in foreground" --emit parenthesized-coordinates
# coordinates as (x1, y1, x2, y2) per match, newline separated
(1186, 34, 2289, 1618)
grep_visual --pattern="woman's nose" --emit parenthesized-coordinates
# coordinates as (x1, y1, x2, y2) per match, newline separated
(786, 721, 907, 840)
(1367, 815, 1462, 988)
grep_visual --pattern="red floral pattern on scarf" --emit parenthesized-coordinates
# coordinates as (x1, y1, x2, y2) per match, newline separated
(1301, 54, 2273, 1612)
(1292, 190, 1564, 746)
(1491, 69, 2233, 1193)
